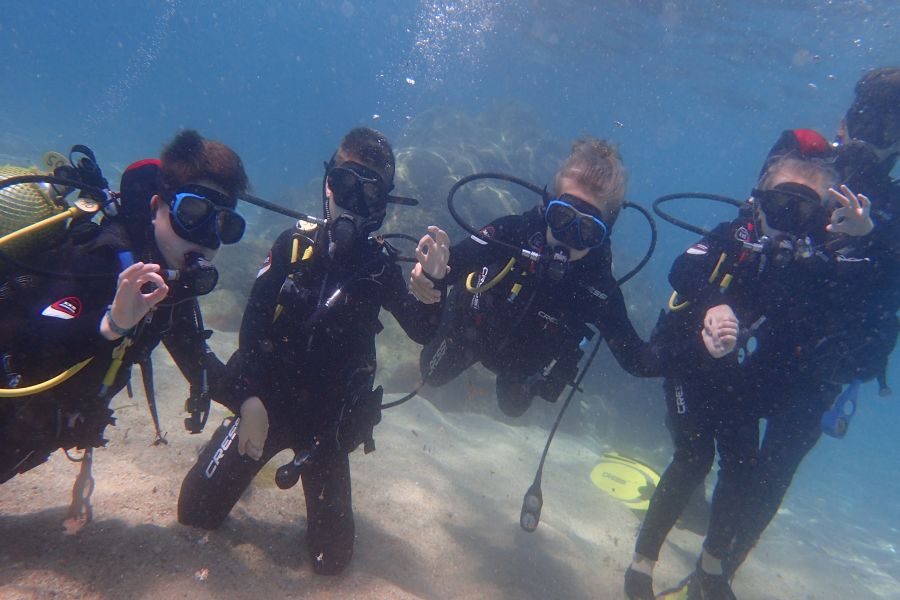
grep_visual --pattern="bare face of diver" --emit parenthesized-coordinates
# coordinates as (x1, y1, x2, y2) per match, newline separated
(546, 178, 609, 261)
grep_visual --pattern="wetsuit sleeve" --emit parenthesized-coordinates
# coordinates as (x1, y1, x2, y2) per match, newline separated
(4, 247, 119, 384)
(381, 260, 442, 344)
(161, 299, 229, 406)
(226, 229, 296, 404)
(592, 284, 666, 378)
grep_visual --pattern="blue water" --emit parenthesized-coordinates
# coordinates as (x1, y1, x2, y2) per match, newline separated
(2, 0, 899, 596)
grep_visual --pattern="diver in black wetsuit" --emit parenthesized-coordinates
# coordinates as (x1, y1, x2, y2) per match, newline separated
(409, 137, 662, 418)
(0, 131, 248, 519)
(177, 128, 440, 575)
(625, 154, 881, 600)
(715, 66, 900, 586)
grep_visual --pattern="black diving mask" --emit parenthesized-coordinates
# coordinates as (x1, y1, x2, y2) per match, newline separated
(754, 182, 829, 237)
(327, 162, 389, 218)
(169, 185, 246, 250)
(544, 194, 608, 251)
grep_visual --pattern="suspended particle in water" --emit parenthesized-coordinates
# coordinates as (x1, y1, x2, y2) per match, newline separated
(372, 114, 381, 121)
(827, 74, 835, 80)
(808, 82, 819, 91)
(406, 77, 416, 86)
(613, 120, 625, 129)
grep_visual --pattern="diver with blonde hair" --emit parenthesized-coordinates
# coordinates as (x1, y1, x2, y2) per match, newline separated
(410, 137, 662, 417)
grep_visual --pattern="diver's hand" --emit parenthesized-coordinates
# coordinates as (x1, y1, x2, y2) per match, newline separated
(410, 226, 450, 304)
(827, 185, 874, 236)
(702, 304, 739, 358)
(101, 262, 169, 340)
(237, 396, 268, 461)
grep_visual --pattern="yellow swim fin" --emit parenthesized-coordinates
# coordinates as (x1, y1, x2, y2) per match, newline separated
(590, 452, 661, 511)
(655, 573, 696, 599)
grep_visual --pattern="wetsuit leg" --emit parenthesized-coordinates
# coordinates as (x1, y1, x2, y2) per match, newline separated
(419, 285, 478, 386)
(703, 408, 759, 559)
(178, 417, 283, 530)
(635, 378, 716, 561)
(724, 382, 836, 575)
(495, 369, 538, 417)
(300, 444, 354, 575)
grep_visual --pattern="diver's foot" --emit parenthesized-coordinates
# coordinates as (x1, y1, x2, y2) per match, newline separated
(695, 567, 736, 600)
(624, 566, 655, 600)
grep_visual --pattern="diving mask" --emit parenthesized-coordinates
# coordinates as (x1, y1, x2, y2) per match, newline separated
(169, 184, 246, 249)
(544, 194, 608, 251)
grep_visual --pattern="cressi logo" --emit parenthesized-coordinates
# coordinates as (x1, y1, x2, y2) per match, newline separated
(205, 418, 240, 478)
(41, 297, 82, 320)
(734, 227, 750, 242)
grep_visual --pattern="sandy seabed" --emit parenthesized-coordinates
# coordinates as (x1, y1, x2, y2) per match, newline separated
(0, 347, 892, 600)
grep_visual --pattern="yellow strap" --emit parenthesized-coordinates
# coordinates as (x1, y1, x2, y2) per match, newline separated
(100, 339, 132, 390)
(290, 237, 300, 264)
(720, 273, 733, 291)
(465, 257, 516, 294)
(668, 290, 690, 312)
(707, 252, 727, 284)
(0, 357, 94, 398)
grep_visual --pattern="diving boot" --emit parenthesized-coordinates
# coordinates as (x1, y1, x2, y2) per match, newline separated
(694, 567, 736, 600)
(624, 566, 655, 600)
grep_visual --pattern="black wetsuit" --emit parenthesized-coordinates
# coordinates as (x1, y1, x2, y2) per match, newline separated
(633, 213, 888, 570)
(0, 222, 221, 483)
(419, 207, 661, 417)
(177, 224, 438, 575)
(715, 139, 900, 575)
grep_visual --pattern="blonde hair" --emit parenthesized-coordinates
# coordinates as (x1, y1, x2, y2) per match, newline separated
(554, 137, 627, 224)
(758, 156, 837, 198)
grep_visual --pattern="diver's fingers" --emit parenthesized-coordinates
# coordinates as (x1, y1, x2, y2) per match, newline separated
(857, 193, 871, 213)
(416, 234, 436, 263)
(828, 187, 851, 208)
(839, 185, 863, 212)
(140, 275, 169, 306)
(717, 327, 739, 340)
(431, 226, 451, 249)
(117, 261, 146, 285)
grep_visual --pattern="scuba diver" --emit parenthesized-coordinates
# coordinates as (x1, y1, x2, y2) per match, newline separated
(409, 137, 663, 418)
(627, 152, 880, 600)
(707, 66, 900, 589)
(0, 130, 249, 528)
(177, 127, 441, 575)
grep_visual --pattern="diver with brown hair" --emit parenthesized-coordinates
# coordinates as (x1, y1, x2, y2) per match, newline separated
(0, 130, 249, 525)
(177, 127, 440, 575)
(409, 137, 663, 418)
